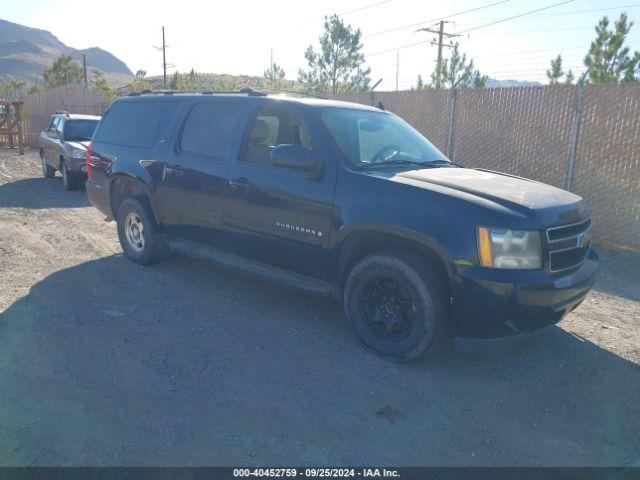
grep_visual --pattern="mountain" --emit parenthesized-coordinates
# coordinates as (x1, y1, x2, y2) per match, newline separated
(485, 78, 543, 88)
(0, 18, 133, 85)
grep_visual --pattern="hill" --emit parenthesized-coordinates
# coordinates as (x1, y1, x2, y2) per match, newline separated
(0, 18, 132, 85)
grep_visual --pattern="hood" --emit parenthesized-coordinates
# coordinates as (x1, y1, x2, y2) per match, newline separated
(388, 167, 584, 215)
(66, 140, 90, 150)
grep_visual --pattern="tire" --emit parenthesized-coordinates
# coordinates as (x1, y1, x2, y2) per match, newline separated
(116, 197, 167, 265)
(61, 161, 77, 191)
(40, 149, 55, 178)
(343, 250, 450, 361)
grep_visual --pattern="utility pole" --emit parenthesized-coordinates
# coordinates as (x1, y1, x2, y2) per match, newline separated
(82, 54, 87, 87)
(153, 27, 169, 88)
(395, 50, 400, 91)
(417, 21, 459, 89)
(162, 27, 167, 88)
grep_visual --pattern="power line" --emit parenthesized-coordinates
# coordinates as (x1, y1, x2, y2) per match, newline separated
(456, 3, 640, 25)
(365, 0, 514, 38)
(457, 0, 577, 34)
(306, 0, 393, 24)
(368, 40, 427, 57)
(341, 0, 392, 16)
(367, 0, 577, 57)
(473, 41, 640, 58)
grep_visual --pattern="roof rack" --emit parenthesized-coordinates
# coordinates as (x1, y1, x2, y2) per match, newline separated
(254, 88, 328, 100)
(55, 110, 70, 116)
(128, 88, 267, 97)
(125, 88, 330, 99)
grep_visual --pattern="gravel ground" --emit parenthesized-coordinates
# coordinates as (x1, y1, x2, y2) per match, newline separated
(0, 149, 638, 466)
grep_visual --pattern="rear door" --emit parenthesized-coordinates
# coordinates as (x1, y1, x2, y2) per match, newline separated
(160, 99, 251, 244)
(222, 102, 337, 280)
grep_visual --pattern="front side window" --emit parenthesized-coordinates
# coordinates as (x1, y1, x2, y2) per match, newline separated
(180, 102, 244, 160)
(320, 108, 448, 168)
(64, 120, 99, 141)
(242, 107, 312, 166)
(50, 117, 61, 132)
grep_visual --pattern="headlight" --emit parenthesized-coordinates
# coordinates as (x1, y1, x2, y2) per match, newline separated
(478, 227, 542, 269)
(71, 149, 85, 159)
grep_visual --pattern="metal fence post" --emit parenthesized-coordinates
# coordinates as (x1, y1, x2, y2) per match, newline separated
(446, 88, 457, 159)
(565, 80, 585, 191)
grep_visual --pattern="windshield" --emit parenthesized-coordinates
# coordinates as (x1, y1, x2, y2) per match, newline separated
(64, 120, 99, 141)
(320, 108, 449, 167)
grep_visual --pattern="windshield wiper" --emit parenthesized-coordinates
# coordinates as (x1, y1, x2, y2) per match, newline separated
(364, 159, 459, 169)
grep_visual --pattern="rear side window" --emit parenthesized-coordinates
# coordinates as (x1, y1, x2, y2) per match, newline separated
(179, 102, 243, 160)
(94, 100, 178, 148)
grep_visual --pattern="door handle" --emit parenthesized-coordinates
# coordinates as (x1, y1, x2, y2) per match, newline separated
(228, 177, 251, 193)
(165, 164, 184, 177)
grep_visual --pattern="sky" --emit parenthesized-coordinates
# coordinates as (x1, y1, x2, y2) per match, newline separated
(3, 0, 640, 90)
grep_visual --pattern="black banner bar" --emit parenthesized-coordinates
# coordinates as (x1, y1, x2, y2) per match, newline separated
(0, 468, 638, 480)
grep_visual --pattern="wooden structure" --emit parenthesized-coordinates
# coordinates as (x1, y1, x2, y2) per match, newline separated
(0, 100, 25, 154)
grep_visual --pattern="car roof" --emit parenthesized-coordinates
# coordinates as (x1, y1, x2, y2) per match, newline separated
(52, 113, 101, 120)
(119, 90, 383, 113)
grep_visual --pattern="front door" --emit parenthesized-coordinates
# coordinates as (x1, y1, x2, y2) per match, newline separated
(223, 103, 336, 280)
(161, 100, 249, 245)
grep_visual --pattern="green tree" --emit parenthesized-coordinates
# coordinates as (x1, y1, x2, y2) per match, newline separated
(90, 69, 116, 102)
(131, 70, 150, 91)
(546, 55, 565, 84)
(0, 78, 27, 99)
(264, 62, 286, 87)
(298, 14, 371, 94)
(584, 13, 640, 83)
(43, 54, 83, 88)
(565, 69, 575, 84)
(168, 69, 202, 90)
(416, 74, 425, 90)
(431, 43, 486, 89)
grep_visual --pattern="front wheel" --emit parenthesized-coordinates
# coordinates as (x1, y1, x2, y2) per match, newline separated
(116, 197, 167, 265)
(40, 150, 55, 178)
(344, 251, 450, 361)
(61, 161, 77, 190)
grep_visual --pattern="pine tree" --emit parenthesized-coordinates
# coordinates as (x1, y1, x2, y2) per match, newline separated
(546, 55, 565, 84)
(43, 54, 83, 88)
(430, 43, 485, 89)
(584, 13, 640, 83)
(298, 15, 371, 94)
(264, 62, 286, 87)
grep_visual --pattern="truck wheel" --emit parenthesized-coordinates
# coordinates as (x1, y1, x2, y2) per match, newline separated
(40, 150, 55, 178)
(116, 197, 167, 265)
(344, 251, 449, 361)
(61, 161, 77, 191)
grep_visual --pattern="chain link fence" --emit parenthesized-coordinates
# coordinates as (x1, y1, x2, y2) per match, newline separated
(334, 85, 640, 252)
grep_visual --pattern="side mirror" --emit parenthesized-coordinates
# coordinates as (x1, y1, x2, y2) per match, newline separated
(270, 144, 321, 175)
(48, 129, 60, 138)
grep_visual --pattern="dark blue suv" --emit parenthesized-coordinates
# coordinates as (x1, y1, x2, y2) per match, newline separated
(85, 90, 598, 361)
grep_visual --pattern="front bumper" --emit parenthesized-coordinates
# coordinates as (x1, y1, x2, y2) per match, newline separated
(451, 248, 598, 339)
(63, 156, 88, 174)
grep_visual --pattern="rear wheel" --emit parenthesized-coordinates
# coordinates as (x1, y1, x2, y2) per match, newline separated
(344, 251, 449, 361)
(40, 149, 55, 178)
(116, 197, 167, 265)
(61, 161, 77, 190)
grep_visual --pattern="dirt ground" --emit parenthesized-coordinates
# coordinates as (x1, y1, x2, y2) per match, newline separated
(0, 148, 639, 466)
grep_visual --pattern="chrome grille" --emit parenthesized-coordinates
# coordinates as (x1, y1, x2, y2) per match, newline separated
(546, 218, 592, 273)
